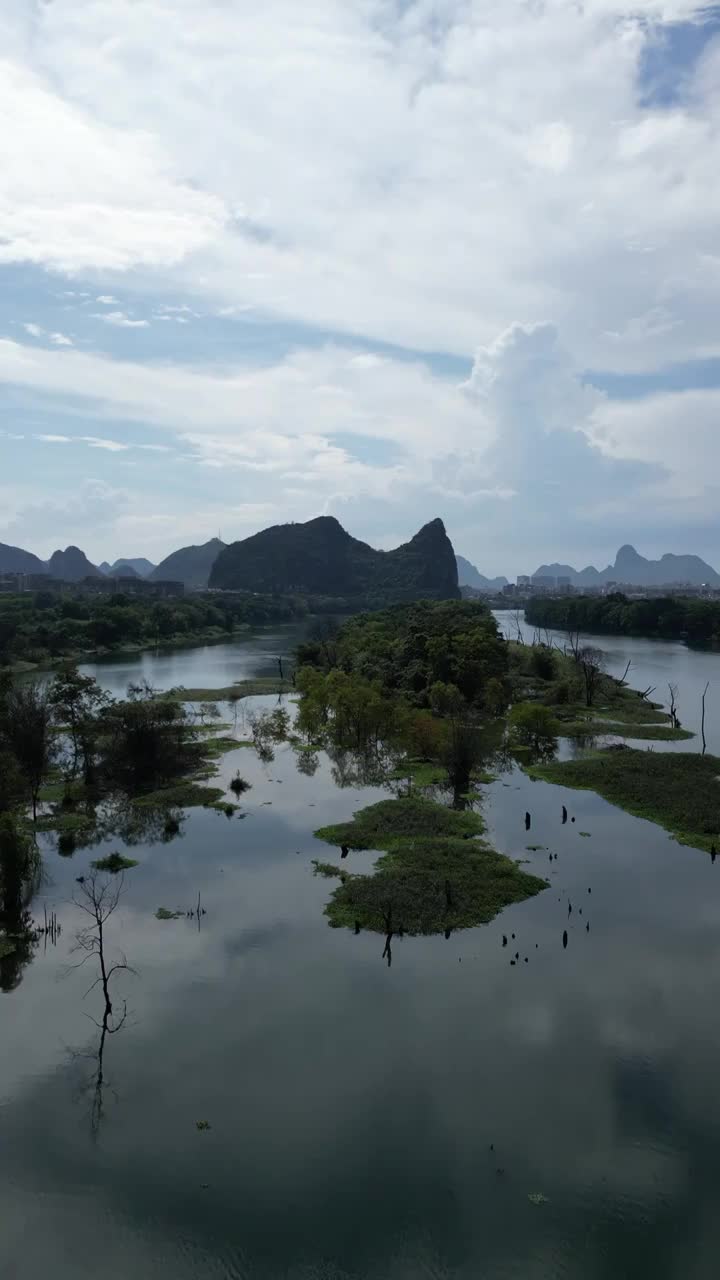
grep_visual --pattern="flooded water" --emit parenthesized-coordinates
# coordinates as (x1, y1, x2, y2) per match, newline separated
(4, 624, 720, 1278)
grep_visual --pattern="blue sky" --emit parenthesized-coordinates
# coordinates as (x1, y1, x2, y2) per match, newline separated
(1, 1, 720, 577)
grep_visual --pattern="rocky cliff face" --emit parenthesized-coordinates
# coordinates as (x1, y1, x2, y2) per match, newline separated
(209, 516, 460, 601)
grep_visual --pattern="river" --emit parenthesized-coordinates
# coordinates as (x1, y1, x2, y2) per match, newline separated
(3, 623, 720, 1279)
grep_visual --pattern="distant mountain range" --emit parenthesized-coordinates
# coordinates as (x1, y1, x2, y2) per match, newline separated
(99, 558, 156, 578)
(209, 517, 459, 601)
(456, 555, 509, 592)
(533, 544, 720, 588)
(3, 532, 717, 595)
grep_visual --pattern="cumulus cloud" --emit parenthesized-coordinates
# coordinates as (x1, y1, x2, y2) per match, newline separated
(0, 2, 716, 370)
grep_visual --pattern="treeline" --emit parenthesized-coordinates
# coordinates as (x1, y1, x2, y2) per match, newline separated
(525, 593, 720, 643)
(0, 589, 308, 666)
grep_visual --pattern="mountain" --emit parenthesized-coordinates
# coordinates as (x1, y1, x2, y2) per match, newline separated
(456, 555, 508, 592)
(101, 557, 156, 578)
(106, 563, 140, 579)
(209, 516, 460, 601)
(150, 538, 226, 588)
(533, 545, 720, 588)
(0, 541, 47, 575)
(533, 561, 603, 587)
(48, 546, 103, 582)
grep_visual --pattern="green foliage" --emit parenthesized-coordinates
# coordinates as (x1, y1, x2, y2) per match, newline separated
(313, 796, 546, 934)
(316, 795, 485, 848)
(298, 600, 508, 709)
(208, 515, 459, 602)
(0, 676, 55, 819)
(0, 588, 306, 667)
(91, 852, 139, 873)
(509, 702, 558, 745)
(155, 907, 183, 920)
(527, 749, 720, 852)
(525, 594, 720, 644)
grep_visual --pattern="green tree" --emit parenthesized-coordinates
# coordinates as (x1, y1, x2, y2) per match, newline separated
(0, 680, 54, 820)
(49, 664, 110, 781)
(509, 702, 557, 747)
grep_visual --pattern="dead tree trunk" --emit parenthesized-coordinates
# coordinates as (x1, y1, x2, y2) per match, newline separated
(702, 682, 709, 756)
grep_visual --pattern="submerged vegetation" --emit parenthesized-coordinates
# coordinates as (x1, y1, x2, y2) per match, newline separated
(313, 796, 546, 934)
(528, 749, 720, 853)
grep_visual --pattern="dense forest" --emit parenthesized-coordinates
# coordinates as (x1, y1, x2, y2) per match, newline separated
(525, 593, 720, 644)
(297, 599, 508, 707)
(0, 589, 307, 667)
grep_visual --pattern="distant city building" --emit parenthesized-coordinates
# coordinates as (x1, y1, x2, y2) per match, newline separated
(516, 575, 530, 587)
(531, 575, 555, 590)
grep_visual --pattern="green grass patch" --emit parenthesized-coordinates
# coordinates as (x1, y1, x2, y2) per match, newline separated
(388, 760, 449, 787)
(132, 782, 225, 809)
(313, 796, 546, 934)
(555, 715, 692, 741)
(92, 852, 139, 873)
(527, 749, 720, 853)
(316, 795, 485, 848)
(33, 811, 97, 837)
(198, 735, 246, 760)
(156, 678, 293, 702)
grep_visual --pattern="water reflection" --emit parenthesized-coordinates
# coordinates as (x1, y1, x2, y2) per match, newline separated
(0, 910, 39, 993)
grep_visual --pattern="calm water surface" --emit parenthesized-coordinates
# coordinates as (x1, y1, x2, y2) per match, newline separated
(4, 625, 720, 1278)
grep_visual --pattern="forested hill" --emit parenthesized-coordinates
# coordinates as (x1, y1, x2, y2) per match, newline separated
(209, 516, 460, 602)
(526, 594, 720, 644)
(150, 538, 226, 588)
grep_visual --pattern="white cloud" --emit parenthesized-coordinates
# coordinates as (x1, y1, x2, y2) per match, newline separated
(81, 436, 129, 452)
(93, 310, 149, 328)
(5, 322, 720, 570)
(35, 433, 72, 444)
(22, 323, 44, 338)
(96, 295, 118, 304)
(49, 332, 73, 346)
(0, 2, 716, 370)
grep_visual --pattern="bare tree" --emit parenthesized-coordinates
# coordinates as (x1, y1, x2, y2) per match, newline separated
(667, 683, 681, 729)
(702, 682, 710, 756)
(67, 872, 135, 1136)
(511, 610, 524, 645)
(618, 659, 632, 687)
(566, 629, 581, 661)
(579, 646, 605, 708)
(69, 872, 134, 1027)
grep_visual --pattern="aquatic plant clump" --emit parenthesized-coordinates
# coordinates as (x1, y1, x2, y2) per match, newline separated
(91, 852, 139, 873)
(527, 749, 720, 853)
(314, 796, 546, 935)
(315, 795, 485, 849)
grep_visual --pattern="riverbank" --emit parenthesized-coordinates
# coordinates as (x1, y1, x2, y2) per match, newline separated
(2, 625, 257, 674)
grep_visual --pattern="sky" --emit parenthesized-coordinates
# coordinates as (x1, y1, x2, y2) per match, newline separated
(1, 1, 720, 577)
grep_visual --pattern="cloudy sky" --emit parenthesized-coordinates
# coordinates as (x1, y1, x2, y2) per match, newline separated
(1, 0, 719, 576)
